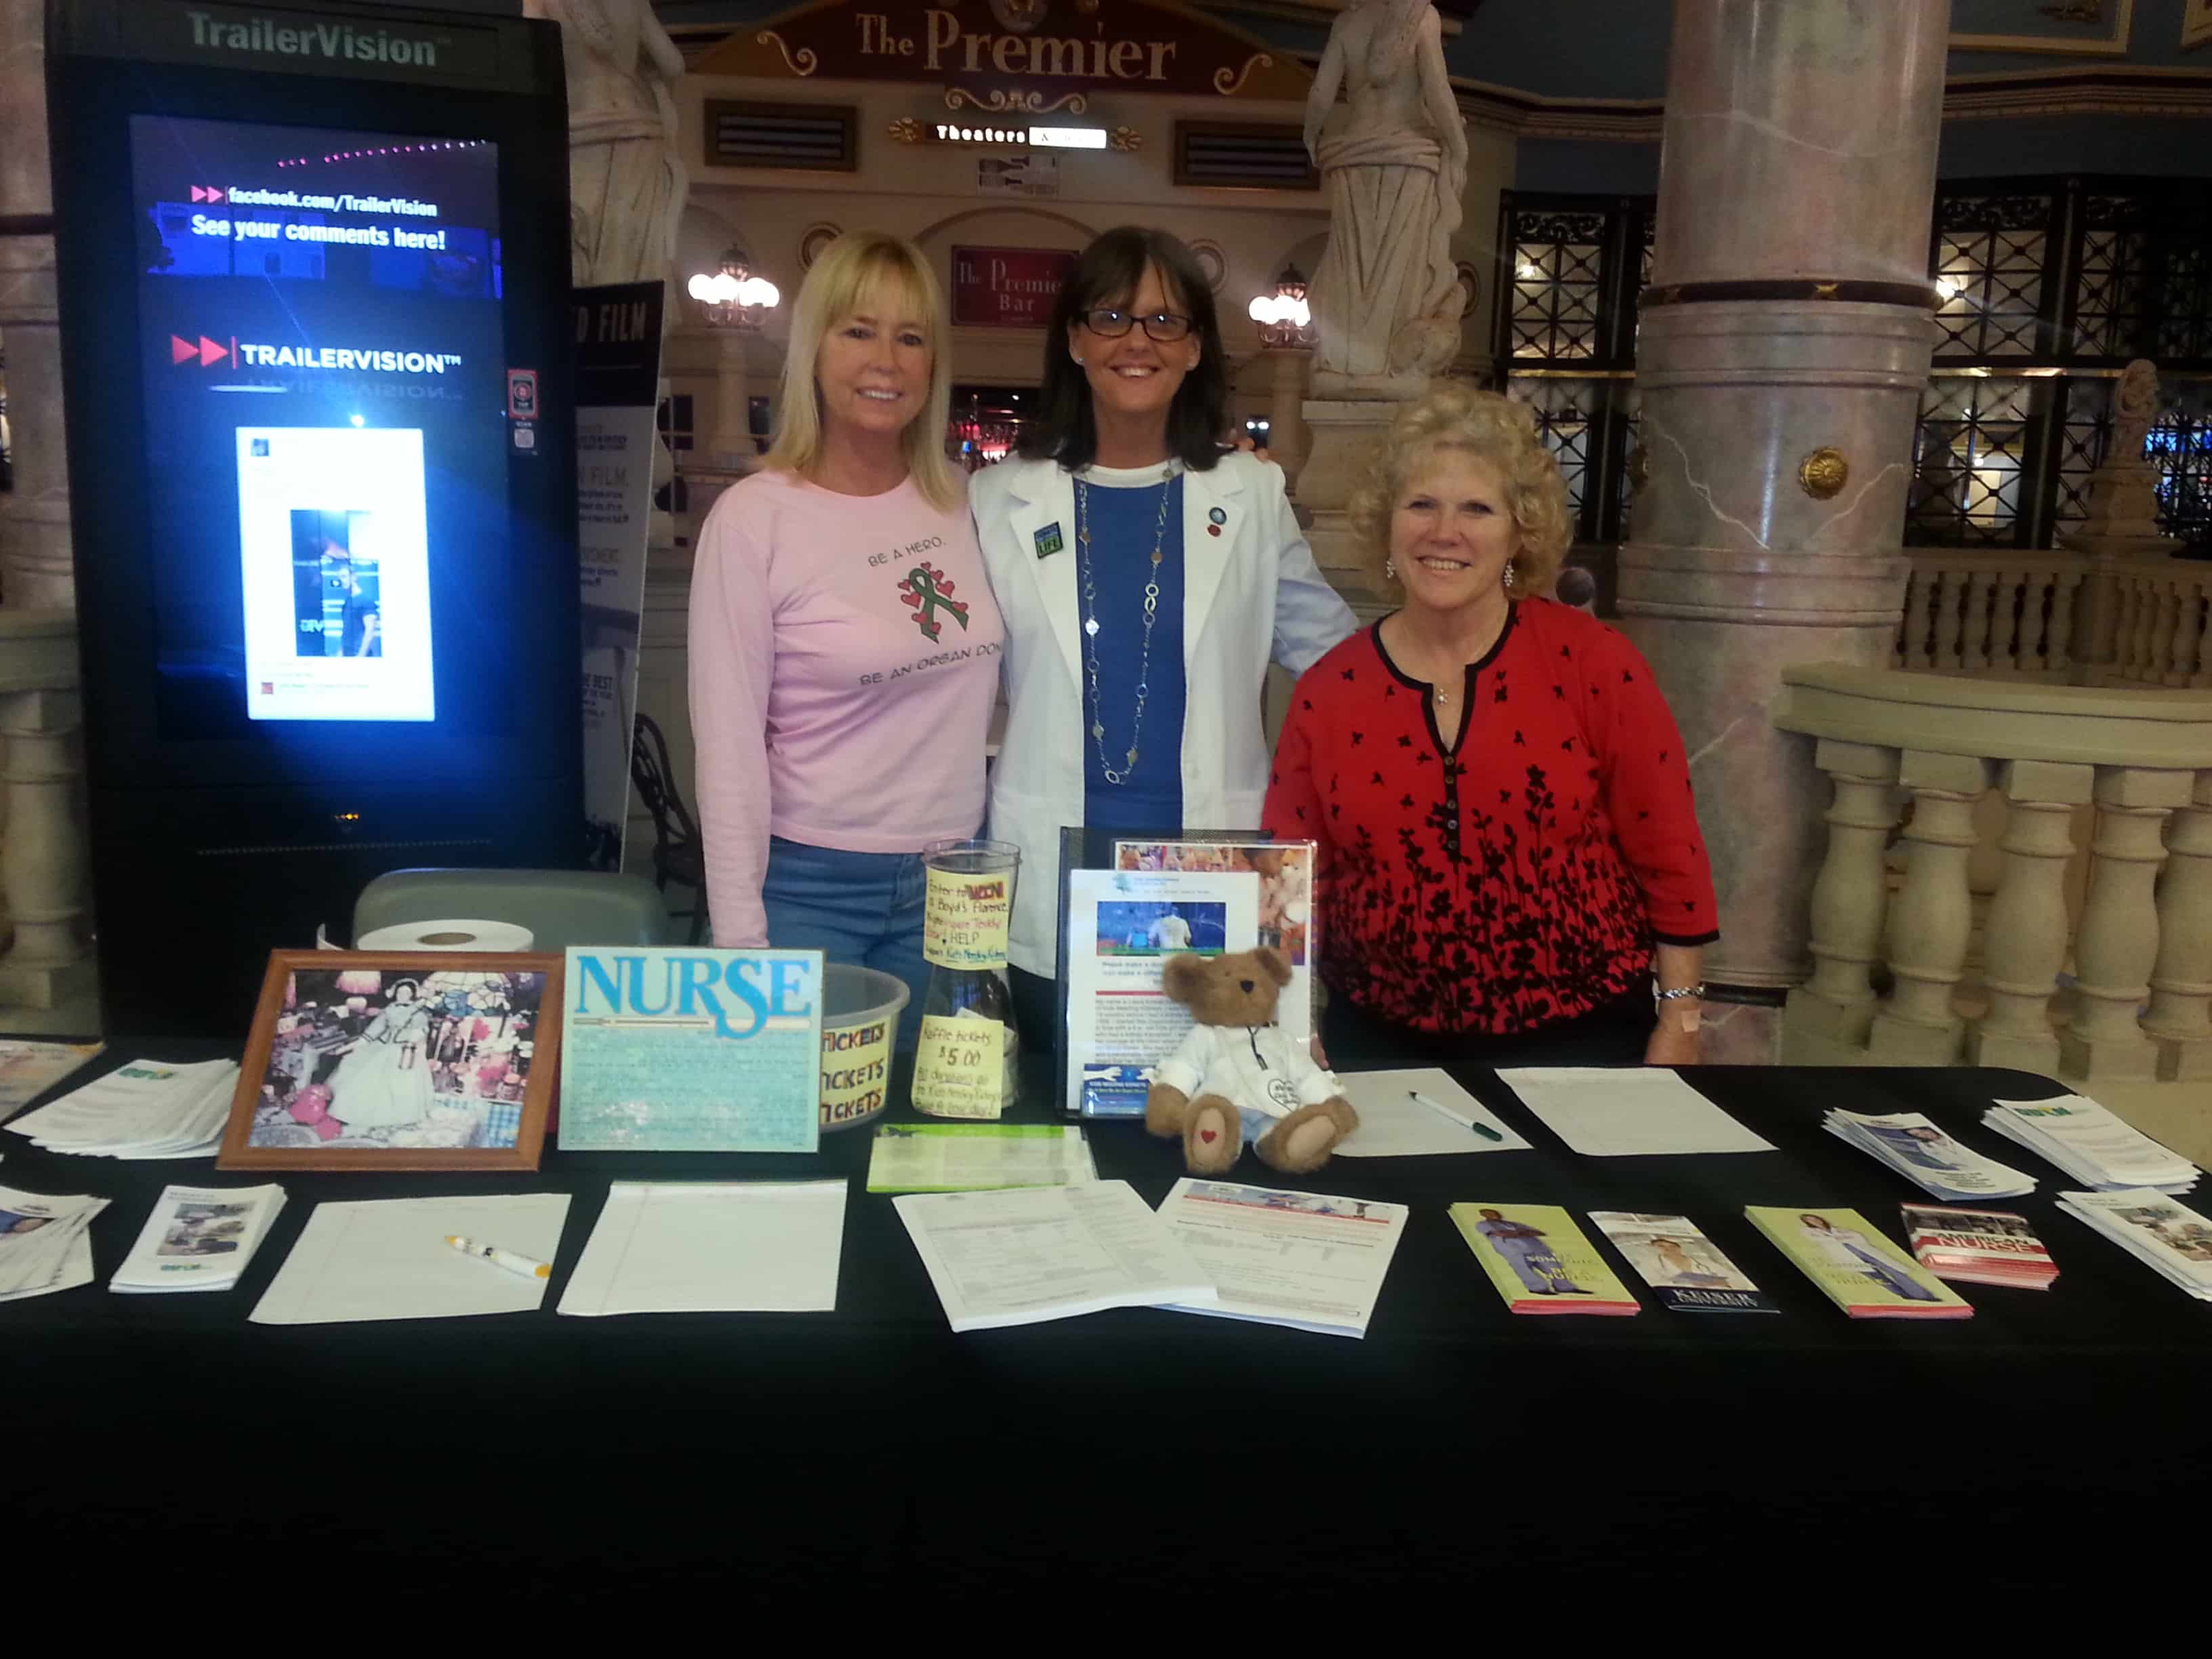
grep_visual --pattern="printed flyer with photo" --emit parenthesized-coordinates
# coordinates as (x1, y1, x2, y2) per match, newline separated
(1061, 866, 1263, 1118)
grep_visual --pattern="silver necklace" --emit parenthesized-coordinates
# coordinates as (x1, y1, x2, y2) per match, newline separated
(1076, 472, 1175, 785)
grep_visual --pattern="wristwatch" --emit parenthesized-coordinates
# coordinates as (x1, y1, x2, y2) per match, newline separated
(1653, 981, 1705, 1034)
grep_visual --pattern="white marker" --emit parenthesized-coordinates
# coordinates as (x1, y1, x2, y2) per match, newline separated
(445, 1234, 550, 1279)
(1410, 1090, 1504, 1143)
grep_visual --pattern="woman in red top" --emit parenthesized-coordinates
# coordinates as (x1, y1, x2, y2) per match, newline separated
(1262, 383, 1716, 1067)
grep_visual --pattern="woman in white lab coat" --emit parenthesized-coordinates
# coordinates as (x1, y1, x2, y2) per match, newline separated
(970, 227, 1357, 1041)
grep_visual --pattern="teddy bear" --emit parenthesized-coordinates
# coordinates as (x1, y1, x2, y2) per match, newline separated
(1144, 946, 1357, 1176)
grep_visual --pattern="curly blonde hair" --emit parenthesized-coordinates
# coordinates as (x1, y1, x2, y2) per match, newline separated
(1345, 381, 1572, 602)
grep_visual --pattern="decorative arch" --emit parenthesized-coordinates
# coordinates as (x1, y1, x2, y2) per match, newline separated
(906, 203, 1100, 247)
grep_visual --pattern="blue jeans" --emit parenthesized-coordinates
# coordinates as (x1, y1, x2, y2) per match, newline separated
(761, 837, 929, 1053)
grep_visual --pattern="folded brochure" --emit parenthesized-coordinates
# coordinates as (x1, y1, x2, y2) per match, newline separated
(1450, 1202, 1640, 1315)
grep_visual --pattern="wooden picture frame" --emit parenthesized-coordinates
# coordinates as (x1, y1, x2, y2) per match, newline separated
(218, 951, 561, 1172)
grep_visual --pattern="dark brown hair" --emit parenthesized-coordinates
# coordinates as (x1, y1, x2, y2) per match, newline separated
(1018, 226, 1229, 472)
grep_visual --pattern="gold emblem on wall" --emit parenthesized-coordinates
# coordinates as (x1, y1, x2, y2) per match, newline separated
(1798, 446, 1850, 500)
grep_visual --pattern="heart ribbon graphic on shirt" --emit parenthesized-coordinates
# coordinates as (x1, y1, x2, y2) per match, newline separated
(897, 562, 970, 642)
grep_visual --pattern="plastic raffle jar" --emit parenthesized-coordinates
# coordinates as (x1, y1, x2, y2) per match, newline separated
(817, 964, 909, 1133)
(912, 837, 1021, 1119)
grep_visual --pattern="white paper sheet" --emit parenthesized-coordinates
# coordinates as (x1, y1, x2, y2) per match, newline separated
(1334, 1069, 1532, 1157)
(558, 1180, 846, 1316)
(1498, 1067, 1775, 1156)
(894, 1179, 1216, 1332)
(1157, 1178, 1410, 1338)
(249, 1193, 570, 1325)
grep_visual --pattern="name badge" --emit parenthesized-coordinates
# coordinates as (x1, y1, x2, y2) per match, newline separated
(1033, 522, 1065, 560)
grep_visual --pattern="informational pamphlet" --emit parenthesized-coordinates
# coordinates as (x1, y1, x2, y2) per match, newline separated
(1450, 1202, 1640, 1315)
(1746, 1205, 1971, 1319)
(865, 1123, 1096, 1193)
(1158, 1177, 1410, 1338)
(0, 1041, 104, 1124)
(1062, 865, 1261, 1118)
(558, 947, 824, 1152)
(1986, 1095, 2199, 1194)
(1900, 1204, 2057, 1290)
(893, 1180, 1216, 1332)
(1589, 1212, 1776, 1313)
(111, 1183, 287, 1294)
(0, 1184, 107, 1302)
(2055, 1189, 2212, 1300)
(7, 1058, 239, 1160)
(1824, 1109, 2034, 1200)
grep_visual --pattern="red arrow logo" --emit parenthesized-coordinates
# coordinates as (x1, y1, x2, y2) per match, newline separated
(208, 186, 225, 203)
(198, 335, 228, 367)
(189, 186, 226, 203)
(171, 334, 198, 364)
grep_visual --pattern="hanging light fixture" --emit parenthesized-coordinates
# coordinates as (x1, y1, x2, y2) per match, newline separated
(687, 246, 782, 331)
(1247, 263, 1315, 350)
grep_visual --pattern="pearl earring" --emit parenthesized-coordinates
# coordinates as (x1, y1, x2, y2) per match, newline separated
(1074, 354, 1085, 365)
(1504, 556, 1517, 591)
(1384, 556, 1396, 580)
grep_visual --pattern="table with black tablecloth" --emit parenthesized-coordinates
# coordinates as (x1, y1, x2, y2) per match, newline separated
(9, 1049, 2209, 1604)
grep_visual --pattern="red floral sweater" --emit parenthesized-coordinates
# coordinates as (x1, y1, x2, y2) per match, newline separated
(1261, 600, 1718, 1036)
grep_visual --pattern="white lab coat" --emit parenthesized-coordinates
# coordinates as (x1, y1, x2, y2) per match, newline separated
(971, 451, 1357, 975)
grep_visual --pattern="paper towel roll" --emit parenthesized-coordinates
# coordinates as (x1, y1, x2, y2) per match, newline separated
(354, 918, 535, 952)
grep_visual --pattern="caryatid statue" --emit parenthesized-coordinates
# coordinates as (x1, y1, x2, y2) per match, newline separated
(525, 0, 689, 288)
(1303, 0, 1469, 392)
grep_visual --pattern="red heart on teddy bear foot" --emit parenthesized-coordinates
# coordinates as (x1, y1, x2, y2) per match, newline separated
(1199, 1129, 1217, 1143)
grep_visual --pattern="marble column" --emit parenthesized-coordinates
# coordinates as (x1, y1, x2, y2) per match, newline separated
(1618, 0, 1950, 989)
(0, 0, 77, 609)
(710, 327, 752, 468)
(1263, 347, 1311, 491)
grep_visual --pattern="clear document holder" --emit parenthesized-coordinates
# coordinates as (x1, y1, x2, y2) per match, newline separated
(1053, 826, 1319, 1121)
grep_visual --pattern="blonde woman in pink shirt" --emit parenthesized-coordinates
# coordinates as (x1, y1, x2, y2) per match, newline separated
(689, 232, 1004, 1052)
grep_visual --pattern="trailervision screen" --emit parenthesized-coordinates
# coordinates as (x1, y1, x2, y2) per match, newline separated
(130, 116, 507, 726)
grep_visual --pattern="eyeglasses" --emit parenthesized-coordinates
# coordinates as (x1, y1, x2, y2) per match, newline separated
(1080, 307, 1194, 343)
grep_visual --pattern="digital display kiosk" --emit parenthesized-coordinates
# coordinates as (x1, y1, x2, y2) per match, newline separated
(49, 1, 581, 1035)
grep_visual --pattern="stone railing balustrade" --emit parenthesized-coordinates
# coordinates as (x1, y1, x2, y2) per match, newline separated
(1898, 548, 2209, 686)
(1774, 663, 2212, 1083)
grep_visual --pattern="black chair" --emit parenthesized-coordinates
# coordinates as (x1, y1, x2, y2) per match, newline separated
(630, 711, 710, 945)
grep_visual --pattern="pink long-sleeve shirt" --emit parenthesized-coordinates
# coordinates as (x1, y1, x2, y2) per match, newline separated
(688, 469, 1005, 947)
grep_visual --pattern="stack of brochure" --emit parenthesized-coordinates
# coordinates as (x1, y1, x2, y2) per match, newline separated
(2057, 1189, 2212, 1301)
(0, 1184, 108, 1301)
(1746, 1205, 1973, 1319)
(1823, 1109, 2035, 1200)
(1449, 1203, 1641, 1315)
(110, 1183, 287, 1294)
(1984, 1095, 2200, 1194)
(5, 1058, 239, 1160)
(1902, 1204, 2058, 1290)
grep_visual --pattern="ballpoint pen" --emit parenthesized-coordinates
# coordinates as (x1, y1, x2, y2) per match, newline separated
(1410, 1090, 1504, 1142)
(445, 1234, 551, 1279)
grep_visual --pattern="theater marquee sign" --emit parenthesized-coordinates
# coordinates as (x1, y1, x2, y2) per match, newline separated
(690, 0, 1311, 111)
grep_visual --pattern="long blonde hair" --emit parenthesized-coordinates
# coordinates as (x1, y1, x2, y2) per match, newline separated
(764, 231, 960, 511)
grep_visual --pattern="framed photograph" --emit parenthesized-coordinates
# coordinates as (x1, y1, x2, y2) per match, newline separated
(218, 951, 561, 1172)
